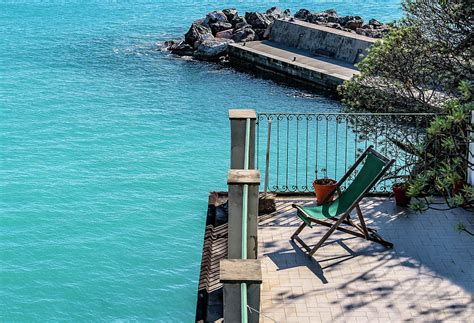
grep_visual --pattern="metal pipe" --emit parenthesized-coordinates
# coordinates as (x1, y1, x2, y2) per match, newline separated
(241, 118, 251, 323)
(240, 282, 248, 322)
(241, 184, 248, 258)
(244, 118, 251, 170)
(264, 119, 272, 196)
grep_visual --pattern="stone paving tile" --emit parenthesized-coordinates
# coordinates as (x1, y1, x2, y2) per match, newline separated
(258, 197, 474, 322)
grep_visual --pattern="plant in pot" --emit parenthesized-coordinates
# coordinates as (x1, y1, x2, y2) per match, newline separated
(392, 180, 412, 207)
(313, 168, 338, 204)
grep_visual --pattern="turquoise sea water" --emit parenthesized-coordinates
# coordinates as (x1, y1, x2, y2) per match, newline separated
(1, 1, 402, 321)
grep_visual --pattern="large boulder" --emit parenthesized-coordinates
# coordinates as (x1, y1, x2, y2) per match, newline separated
(245, 12, 271, 29)
(193, 39, 234, 61)
(337, 16, 352, 26)
(379, 25, 390, 33)
(327, 22, 342, 30)
(232, 16, 247, 28)
(204, 10, 228, 25)
(368, 18, 383, 28)
(215, 29, 234, 39)
(307, 12, 328, 24)
(232, 27, 256, 42)
(235, 22, 250, 30)
(345, 17, 364, 30)
(337, 16, 346, 25)
(184, 23, 214, 48)
(307, 9, 338, 24)
(339, 16, 364, 30)
(265, 7, 290, 20)
(324, 9, 338, 16)
(223, 8, 238, 23)
(325, 9, 339, 23)
(192, 18, 206, 26)
(254, 29, 267, 40)
(356, 28, 384, 38)
(171, 42, 195, 56)
(210, 21, 233, 35)
(263, 21, 274, 39)
(294, 8, 310, 20)
(161, 40, 177, 51)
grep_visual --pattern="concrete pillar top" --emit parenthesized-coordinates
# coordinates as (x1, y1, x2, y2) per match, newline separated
(228, 169, 260, 184)
(229, 109, 257, 119)
(220, 259, 262, 284)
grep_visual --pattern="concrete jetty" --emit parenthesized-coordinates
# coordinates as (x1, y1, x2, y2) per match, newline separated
(228, 19, 377, 90)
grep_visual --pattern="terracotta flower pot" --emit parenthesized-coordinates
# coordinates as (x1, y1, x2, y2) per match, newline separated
(393, 184, 411, 207)
(313, 179, 337, 204)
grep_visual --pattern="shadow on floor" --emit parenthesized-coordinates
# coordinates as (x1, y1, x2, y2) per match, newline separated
(260, 197, 474, 321)
(264, 238, 364, 284)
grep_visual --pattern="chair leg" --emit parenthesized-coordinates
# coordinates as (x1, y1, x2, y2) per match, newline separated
(291, 222, 306, 240)
(355, 203, 369, 239)
(354, 204, 393, 248)
(309, 212, 350, 257)
(291, 222, 313, 253)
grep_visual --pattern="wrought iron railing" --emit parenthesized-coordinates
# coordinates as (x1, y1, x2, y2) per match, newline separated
(256, 112, 438, 194)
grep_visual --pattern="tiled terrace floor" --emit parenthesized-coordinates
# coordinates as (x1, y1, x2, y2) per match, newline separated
(258, 197, 474, 322)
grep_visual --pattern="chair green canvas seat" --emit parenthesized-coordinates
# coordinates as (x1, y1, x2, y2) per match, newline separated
(291, 146, 394, 257)
(297, 153, 387, 224)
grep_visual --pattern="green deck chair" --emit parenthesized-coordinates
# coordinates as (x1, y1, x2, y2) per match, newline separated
(292, 146, 395, 257)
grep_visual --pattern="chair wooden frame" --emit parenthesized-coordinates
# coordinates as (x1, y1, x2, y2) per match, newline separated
(291, 146, 395, 257)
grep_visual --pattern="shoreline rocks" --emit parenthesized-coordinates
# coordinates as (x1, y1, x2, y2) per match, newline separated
(232, 27, 256, 42)
(162, 7, 390, 61)
(184, 23, 213, 47)
(245, 12, 271, 29)
(193, 39, 235, 61)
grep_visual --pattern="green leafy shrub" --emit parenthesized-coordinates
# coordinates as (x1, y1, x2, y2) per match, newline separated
(340, 1, 473, 211)
(408, 82, 473, 211)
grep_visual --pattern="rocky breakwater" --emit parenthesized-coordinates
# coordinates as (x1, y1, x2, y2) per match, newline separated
(162, 7, 290, 61)
(162, 7, 389, 61)
(293, 8, 389, 38)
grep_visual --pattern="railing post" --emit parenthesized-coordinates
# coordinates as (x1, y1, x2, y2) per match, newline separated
(230, 109, 256, 170)
(228, 109, 258, 259)
(222, 109, 261, 323)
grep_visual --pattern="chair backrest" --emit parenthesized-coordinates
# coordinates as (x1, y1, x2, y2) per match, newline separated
(337, 151, 389, 211)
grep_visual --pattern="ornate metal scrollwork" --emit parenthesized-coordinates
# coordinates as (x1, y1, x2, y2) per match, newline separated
(256, 112, 437, 194)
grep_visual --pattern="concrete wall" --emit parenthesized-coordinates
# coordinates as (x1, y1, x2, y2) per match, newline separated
(269, 20, 375, 64)
(228, 45, 344, 90)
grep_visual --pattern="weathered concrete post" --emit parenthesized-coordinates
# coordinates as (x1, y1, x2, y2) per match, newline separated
(222, 109, 261, 323)
(227, 169, 260, 260)
(228, 109, 258, 259)
(230, 109, 256, 170)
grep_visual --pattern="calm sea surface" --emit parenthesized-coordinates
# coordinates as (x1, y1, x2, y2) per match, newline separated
(1, 1, 401, 321)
